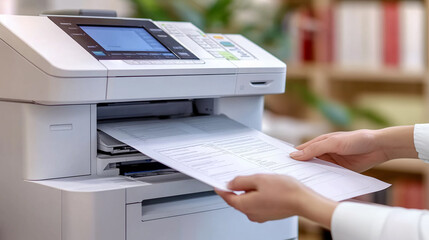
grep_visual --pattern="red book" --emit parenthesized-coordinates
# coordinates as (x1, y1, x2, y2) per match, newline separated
(383, 1, 400, 67)
(317, 6, 335, 63)
(404, 180, 425, 209)
(393, 179, 425, 209)
(299, 8, 315, 62)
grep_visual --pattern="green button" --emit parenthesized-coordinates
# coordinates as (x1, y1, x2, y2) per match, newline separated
(219, 51, 239, 60)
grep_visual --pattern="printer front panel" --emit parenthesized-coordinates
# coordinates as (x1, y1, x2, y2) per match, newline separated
(126, 192, 298, 240)
(22, 103, 92, 180)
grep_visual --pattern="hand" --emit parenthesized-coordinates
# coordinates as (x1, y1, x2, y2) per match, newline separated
(290, 126, 417, 173)
(215, 174, 337, 229)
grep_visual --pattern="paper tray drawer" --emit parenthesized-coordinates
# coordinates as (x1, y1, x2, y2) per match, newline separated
(140, 192, 227, 221)
(126, 192, 298, 240)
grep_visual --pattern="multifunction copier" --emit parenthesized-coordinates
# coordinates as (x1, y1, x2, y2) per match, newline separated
(0, 14, 297, 240)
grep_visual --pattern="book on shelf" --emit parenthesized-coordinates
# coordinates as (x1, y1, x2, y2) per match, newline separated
(316, 5, 334, 63)
(334, 1, 383, 69)
(284, 1, 426, 72)
(354, 177, 426, 209)
(391, 178, 425, 209)
(383, 1, 400, 67)
(285, 7, 316, 64)
(400, 1, 425, 72)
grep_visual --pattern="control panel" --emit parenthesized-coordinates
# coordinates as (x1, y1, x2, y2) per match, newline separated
(49, 16, 199, 60)
(160, 22, 256, 61)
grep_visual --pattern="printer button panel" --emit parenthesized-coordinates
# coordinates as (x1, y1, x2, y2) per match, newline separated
(124, 60, 205, 65)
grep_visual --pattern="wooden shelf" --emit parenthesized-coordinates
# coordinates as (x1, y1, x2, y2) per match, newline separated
(374, 158, 429, 175)
(286, 64, 427, 83)
(329, 67, 426, 83)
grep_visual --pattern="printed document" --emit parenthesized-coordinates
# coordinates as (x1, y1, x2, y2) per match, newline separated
(98, 115, 390, 201)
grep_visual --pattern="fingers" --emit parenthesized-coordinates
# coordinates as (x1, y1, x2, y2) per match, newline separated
(216, 175, 261, 212)
(216, 190, 275, 223)
(227, 175, 259, 191)
(295, 132, 340, 150)
(216, 187, 258, 212)
(290, 137, 340, 161)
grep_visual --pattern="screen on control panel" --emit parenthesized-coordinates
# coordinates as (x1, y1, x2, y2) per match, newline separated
(80, 25, 170, 52)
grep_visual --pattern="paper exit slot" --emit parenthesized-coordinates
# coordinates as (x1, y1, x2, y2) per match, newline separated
(98, 131, 139, 155)
(118, 161, 176, 177)
(97, 131, 178, 177)
(140, 191, 229, 222)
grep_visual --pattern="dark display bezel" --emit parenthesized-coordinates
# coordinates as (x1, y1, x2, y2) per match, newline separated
(49, 16, 199, 60)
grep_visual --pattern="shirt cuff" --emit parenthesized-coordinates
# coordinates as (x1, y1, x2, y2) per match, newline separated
(331, 202, 392, 240)
(331, 202, 429, 240)
(414, 124, 429, 163)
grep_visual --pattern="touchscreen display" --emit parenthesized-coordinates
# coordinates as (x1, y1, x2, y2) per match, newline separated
(80, 25, 170, 52)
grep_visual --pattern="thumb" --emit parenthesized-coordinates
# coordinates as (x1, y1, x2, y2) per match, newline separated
(227, 175, 259, 191)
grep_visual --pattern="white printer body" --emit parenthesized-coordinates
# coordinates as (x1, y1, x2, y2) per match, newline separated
(0, 15, 297, 240)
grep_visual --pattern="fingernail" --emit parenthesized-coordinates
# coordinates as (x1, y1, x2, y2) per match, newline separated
(290, 150, 304, 158)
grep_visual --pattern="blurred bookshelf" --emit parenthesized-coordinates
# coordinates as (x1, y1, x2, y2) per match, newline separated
(364, 158, 429, 211)
(279, 0, 428, 99)
(287, 65, 426, 83)
(374, 158, 429, 175)
(267, 0, 429, 239)
(329, 67, 426, 83)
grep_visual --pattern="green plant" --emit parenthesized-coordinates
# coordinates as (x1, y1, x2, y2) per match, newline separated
(292, 83, 390, 129)
(130, 0, 241, 32)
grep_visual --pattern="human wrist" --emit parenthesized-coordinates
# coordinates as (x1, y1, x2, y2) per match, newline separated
(294, 185, 310, 217)
(296, 187, 338, 229)
(373, 128, 389, 159)
(376, 126, 417, 160)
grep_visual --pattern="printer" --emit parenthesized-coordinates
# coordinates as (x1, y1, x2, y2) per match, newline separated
(0, 14, 298, 240)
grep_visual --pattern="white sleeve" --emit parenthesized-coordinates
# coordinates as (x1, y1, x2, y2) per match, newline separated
(414, 124, 429, 163)
(331, 202, 429, 240)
